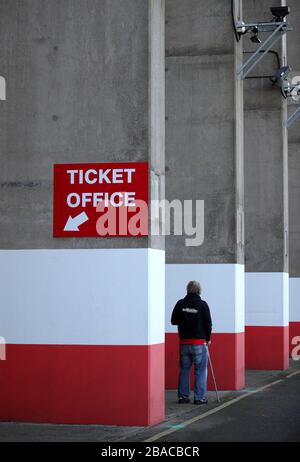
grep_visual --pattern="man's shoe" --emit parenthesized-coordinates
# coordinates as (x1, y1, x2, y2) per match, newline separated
(194, 398, 208, 405)
(178, 397, 190, 404)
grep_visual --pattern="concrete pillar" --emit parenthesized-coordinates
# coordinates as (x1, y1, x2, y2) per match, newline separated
(165, 0, 245, 391)
(287, 0, 300, 355)
(0, 0, 165, 426)
(244, 0, 289, 370)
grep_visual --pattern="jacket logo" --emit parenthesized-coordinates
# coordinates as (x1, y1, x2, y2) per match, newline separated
(182, 307, 198, 314)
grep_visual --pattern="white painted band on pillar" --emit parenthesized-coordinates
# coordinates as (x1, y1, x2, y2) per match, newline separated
(0, 248, 165, 346)
(245, 272, 289, 327)
(166, 264, 245, 334)
(290, 277, 300, 322)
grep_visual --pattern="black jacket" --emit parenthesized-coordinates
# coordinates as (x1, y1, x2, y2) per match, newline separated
(171, 293, 212, 342)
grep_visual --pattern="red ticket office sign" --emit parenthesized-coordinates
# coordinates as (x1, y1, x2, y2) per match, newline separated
(53, 162, 148, 237)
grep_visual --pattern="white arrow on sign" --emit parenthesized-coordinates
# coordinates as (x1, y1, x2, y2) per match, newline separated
(64, 212, 89, 231)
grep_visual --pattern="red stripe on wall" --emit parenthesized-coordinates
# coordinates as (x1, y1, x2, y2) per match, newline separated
(289, 322, 300, 357)
(165, 332, 245, 391)
(0, 344, 165, 426)
(245, 325, 289, 370)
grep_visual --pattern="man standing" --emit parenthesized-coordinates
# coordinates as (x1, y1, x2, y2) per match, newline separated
(171, 281, 212, 405)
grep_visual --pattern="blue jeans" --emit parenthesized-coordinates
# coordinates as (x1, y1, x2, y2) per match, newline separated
(178, 344, 208, 401)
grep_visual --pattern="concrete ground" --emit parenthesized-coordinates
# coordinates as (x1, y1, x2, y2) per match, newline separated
(0, 360, 299, 442)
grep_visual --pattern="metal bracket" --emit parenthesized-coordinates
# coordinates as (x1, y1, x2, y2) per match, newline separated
(237, 22, 289, 79)
(285, 107, 300, 128)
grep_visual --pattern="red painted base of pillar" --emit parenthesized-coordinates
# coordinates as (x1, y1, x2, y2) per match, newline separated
(290, 322, 300, 357)
(165, 332, 245, 391)
(245, 326, 289, 370)
(0, 343, 165, 426)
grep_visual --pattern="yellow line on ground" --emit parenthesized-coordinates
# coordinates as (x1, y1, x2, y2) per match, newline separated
(286, 369, 300, 379)
(144, 379, 283, 443)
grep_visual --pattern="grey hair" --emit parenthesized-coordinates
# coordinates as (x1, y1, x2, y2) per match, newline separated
(186, 280, 201, 295)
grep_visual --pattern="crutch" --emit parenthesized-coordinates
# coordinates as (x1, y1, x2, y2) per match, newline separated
(206, 344, 221, 403)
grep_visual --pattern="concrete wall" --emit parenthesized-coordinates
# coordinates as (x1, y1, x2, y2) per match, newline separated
(287, 0, 300, 349)
(244, 0, 288, 273)
(0, 0, 165, 250)
(165, 0, 245, 391)
(288, 1, 300, 276)
(0, 0, 166, 426)
(165, 0, 244, 265)
(243, 0, 289, 369)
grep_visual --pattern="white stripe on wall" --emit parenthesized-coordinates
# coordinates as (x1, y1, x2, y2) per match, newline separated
(166, 264, 245, 334)
(245, 272, 289, 327)
(148, 249, 165, 342)
(0, 249, 165, 345)
(290, 277, 300, 322)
